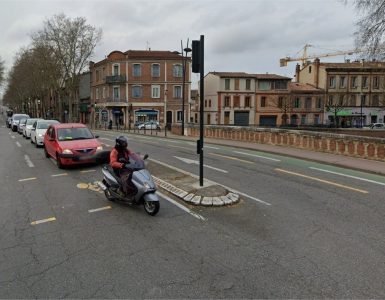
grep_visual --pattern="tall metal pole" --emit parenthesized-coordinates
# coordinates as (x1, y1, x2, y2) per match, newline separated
(181, 40, 185, 135)
(199, 35, 204, 186)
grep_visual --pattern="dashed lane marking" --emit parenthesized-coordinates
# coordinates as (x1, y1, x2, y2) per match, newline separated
(80, 169, 96, 173)
(233, 151, 281, 162)
(31, 217, 56, 226)
(168, 144, 191, 150)
(51, 173, 68, 177)
(88, 206, 112, 213)
(100, 137, 114, 141)
(24, 155, 34, 167)
(208, 152, 254, 164)
(16, 141, 21, 147)
(18, 177, 37, 182)
(11, 135, 15, 139)
(275, 168, 369, 194)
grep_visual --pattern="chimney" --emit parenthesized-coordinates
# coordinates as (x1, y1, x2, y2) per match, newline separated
(314, 58, 320, 89)
(295, 63, 300, 83)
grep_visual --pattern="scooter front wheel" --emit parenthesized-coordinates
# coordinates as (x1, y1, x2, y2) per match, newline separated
(143, 200, 159, 216)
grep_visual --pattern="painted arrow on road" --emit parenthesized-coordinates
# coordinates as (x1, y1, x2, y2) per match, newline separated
(174, 156, 228, 173)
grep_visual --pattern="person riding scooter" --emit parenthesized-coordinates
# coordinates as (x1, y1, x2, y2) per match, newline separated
(110, 136, 136, 198)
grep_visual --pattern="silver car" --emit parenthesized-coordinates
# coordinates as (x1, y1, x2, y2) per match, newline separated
(10, 114, 30, 132)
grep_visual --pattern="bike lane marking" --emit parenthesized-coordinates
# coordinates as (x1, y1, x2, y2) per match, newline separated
(309, 167, 385, 186)
(275, 168, 369, 194)
(208, 152, 254, 164)
(233, 151, 281, 162)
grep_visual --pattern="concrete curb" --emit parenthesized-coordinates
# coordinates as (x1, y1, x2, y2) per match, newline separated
(153, 176, 239, 206)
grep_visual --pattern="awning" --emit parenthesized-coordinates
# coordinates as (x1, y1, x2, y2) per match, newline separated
(135, 109, 158, 116)
(336, 110, 352, 116)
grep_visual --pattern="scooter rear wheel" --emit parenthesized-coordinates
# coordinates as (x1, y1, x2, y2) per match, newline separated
(104, 189, 115, 201)
(143, 201, 159, 216)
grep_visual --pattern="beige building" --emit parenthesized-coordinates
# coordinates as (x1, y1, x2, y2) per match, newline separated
(296, 59, 385, 126)
(90, 50, 190, 129)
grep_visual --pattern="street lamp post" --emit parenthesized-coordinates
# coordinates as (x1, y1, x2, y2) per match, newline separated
(181, 40, 191, 136)
(360, 94, 364, 128)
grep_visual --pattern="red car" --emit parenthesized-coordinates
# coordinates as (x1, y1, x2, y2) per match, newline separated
(44, 123, 103, 168)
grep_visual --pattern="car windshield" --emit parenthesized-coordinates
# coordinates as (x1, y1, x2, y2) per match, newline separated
(57, 127, 94, 141)
(14, 115, 29, 121)
(27, 119, 38, 125)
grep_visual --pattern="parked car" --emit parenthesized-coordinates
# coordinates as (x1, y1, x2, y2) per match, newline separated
(43, 123, 102, 168)
(137, 121, 161, 130)
(31, 119, 60, 147)
(369, 123, 385, 129)
(10, 114, 30, 132)
(23, 118, 43, 138)
(6, 117, 12, 128)
(17, 117, 28, 134)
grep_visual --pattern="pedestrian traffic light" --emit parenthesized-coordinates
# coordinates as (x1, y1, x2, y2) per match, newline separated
(192, 40, 201, 73)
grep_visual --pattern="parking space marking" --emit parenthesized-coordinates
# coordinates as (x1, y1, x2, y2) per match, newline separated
(80, 169, 96, 173)
(16, 141, 21, 147)
(31, 217, 56, 226)
(51, 173, 68, 177)
(24, 155, 34, 167)
(275, 168, 369, 194)
(88, 206, 112, 213)
(18, 177, 37, 182)
(11, 135, 15, 139)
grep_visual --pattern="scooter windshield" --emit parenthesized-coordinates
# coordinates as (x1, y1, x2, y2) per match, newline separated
(127, 153, 145, 170)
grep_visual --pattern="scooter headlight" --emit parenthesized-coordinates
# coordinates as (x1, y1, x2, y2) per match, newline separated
(143, 181, 151, 189)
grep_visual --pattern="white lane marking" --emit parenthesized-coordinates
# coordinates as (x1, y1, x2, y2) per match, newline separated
(31, 217, 56, 225)
(157, 191, 206, 221)
(309, 167, 385, 186)
(150, 158, 271, 206)
(11, 135, 15, 139)
(51, 173, 68, 177)
(167, 140, 182, 144)
(100, 137, 114, 141)
(50, 158, 56, 165)
(80, 169, 96, 173)
(16, 141, 21, 147)
(204, 145, 219, 150)
(18, 177, 37, 182)
(24, 155, 34, 167)
(233, 151, 281, 162)
(88, 206, 112, 213)
(174, 156, 228, 173)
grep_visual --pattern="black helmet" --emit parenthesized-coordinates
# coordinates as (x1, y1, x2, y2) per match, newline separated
(115, 136, 128, 150)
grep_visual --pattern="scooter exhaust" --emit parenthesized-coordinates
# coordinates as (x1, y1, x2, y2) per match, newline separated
(97, 181, 107, 191)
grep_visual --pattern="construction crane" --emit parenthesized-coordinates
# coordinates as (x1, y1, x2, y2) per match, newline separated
(280, 44, 362, 67)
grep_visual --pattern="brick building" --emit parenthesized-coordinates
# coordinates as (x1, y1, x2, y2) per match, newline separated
(89, 50, 190, 129)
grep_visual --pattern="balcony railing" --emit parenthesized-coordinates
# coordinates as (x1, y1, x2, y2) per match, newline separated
(105, 75, 127, 84)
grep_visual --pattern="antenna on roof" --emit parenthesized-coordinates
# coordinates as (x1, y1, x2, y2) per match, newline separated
(146, 41, 150, 51)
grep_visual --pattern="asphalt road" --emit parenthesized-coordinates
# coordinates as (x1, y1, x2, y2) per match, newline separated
(1, 119, 385, 298)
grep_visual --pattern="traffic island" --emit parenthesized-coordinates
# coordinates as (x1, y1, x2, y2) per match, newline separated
(147, 161, 240, 206)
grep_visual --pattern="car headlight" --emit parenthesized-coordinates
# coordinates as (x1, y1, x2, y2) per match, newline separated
(62, 149, 73, 154)
(96, 146, 103, 151)
(38, 134, 43, 137)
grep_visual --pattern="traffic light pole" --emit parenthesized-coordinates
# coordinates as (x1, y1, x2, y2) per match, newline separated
(199, 35, 204, 186)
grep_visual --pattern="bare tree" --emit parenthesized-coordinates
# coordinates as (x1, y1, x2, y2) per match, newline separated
(349, 0, 385, 59)
(0, 56, 4, 86)
(32, 14, 102, 121)
(325, 95, 345, 128)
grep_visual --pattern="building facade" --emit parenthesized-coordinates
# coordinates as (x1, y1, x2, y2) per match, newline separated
(89, 50, 190, 129)
(296, 59, 385, 126)
(196, 72, 324, 127)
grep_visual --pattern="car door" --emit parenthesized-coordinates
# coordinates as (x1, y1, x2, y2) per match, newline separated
(31, 121, 37, 141)
(45, 127, 56, 157)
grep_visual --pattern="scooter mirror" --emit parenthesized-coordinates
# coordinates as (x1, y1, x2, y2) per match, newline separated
(143, 154, 149, 160)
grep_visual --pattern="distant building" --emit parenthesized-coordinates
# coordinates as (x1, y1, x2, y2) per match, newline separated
(89, 50, 190, 129)
(296, 59, 385, 126)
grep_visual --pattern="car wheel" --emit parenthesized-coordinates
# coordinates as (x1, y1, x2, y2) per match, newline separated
(44, 147, 50, 158)
(56, 154, 64, 169)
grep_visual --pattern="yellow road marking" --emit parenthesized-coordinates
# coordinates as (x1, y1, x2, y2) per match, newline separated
(77, 183, 89, 189)
(31, 217, 56, 226)
(208, 153, 254, 164)
(18, 177, 37, 182)
(88, 206, 112, 213)
(275, 168, 369, 194)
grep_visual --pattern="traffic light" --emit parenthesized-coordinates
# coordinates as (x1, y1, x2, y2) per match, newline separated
(192, 40, 201, 73)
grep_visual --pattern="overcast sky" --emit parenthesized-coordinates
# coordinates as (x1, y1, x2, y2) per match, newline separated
(0, 0, 359, 94)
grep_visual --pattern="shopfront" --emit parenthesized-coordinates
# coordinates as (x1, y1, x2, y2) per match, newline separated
(134, 109, 159, 123)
